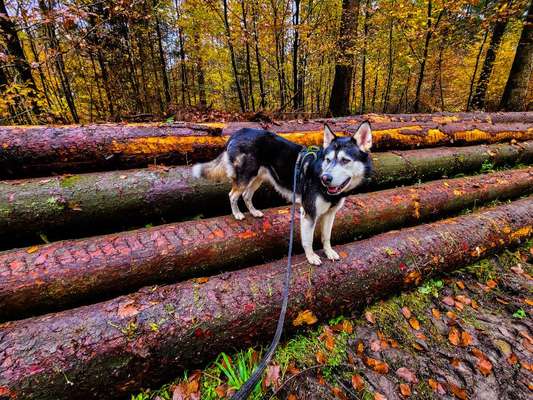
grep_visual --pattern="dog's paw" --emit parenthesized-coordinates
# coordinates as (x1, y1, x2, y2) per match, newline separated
(324, 248, 340, 261)
(306, 252, 322, 265)
(233, 212, 245, 220)
(250, 209, 264, 218)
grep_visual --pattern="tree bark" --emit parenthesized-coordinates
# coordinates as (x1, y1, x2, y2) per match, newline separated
(360, 0, 370, 114)
(500, 0, 533, 111)
(0, 117, 532, 178)
(0, 199, 531, 400)
(241, 0, 255, 111)
(251, 1, 266, 108)
(413, 0, 433, 112)
(0, 141, 531, 248)
(153, 0, 171, 109)
(329, 0, 360, 116)
(471, 2, 510, 110)
(1, 169, 532, 320)
(222, 0, 246, 112)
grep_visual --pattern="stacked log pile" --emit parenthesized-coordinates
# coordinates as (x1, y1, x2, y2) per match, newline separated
(0, 113, 531, 400)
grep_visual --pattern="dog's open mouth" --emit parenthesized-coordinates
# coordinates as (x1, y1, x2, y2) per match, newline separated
(326, 178, 351, 195)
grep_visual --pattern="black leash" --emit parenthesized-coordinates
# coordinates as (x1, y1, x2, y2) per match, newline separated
(231, 146, 319, 400)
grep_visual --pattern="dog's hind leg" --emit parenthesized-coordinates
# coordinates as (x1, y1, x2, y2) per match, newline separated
(229, 183, 245, 220)
(242, 176, 264, 218)
(320, 198, 344, 261)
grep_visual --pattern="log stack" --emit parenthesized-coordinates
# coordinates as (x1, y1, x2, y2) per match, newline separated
(0, 113, 531, 400)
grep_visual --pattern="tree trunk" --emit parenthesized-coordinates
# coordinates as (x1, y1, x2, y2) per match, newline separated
(292, 0, 303, 110)
(0, 0, 42, 116)
(471, 4, 510, 110)
(0, 117, 531, 178)
(413, 0, 432, 112)
(500, 0, 533, 111)
(193, 31, 207, 109)
(329, 0, 360, 116)
(251, 1, 266, 108)
(222, 0, 246, 112)
(153, 0, 171, 110)
(382, 19, 394, 113)
(360, 0, 370, 114)
(0, 199, 531, 400)
(241, 0, 255, 111)
(0, 140, 531, 248)
(1, 169, 532, 320)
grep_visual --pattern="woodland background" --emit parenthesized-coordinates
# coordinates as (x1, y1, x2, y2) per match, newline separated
(0, 0, 531, 125)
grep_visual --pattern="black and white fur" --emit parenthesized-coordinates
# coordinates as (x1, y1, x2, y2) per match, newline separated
(192, 122, 373, 265)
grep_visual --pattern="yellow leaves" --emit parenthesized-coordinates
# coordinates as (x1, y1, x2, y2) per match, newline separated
(319, 327, 335, 351)
(26, 245, 39, 254)
(193, 277, 209, 284)
(408, 317, 421, 330)
(364, 357, 390, 374)
(448, 326, 460, 346)
(292, 310, 317, 327)
(432, 308, 441, 319)
(331, 319, 353, 334)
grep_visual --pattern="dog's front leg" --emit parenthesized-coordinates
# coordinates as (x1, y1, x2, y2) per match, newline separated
(300, 208, 321, 265)
(321, 198, 344, 261)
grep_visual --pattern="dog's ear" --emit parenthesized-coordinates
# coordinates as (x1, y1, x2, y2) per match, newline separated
(353, 121, 372, 152)
(323, 124, 337, 148)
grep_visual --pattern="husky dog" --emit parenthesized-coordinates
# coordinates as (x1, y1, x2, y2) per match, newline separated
(192, 122, 372, 265)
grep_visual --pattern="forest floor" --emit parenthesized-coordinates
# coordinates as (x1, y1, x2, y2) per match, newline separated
(130, 239, 533, 400)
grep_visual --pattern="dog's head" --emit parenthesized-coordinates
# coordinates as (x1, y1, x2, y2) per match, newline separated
(319, 122, 372, 195)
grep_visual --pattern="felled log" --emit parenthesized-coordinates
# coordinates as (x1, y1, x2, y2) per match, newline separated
(0, 199, 531, 400)
(1, 114, 531, 177)
(0, 168, 532, 320)
(1, 141, 532, 248)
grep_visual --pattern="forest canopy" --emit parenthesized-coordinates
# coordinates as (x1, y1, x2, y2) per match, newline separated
(0, 0, 531, 124)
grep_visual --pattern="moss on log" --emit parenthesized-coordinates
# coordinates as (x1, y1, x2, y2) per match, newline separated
(0, 169, 532, 320)
(0, 113, 531, 177)
(1, 141, 532, 248)
(0, 198, 531, 400)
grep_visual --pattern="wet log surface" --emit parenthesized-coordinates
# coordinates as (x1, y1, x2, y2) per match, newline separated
(0, 198, 531, 400)
(1, 141, 532, 248)
(0, 113, 532, 178)
(0, 168, 532, 320)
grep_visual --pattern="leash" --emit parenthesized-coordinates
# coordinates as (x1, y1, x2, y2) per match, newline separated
(231, 146, 319, 400)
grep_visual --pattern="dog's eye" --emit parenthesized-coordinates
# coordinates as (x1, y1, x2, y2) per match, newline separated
(340, 158, 351, 165)
(325, 158, 332, 164)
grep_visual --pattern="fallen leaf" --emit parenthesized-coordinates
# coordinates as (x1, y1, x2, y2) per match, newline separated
(356, 340, 364, 356)
(351, 374, 365, 391)
(455, 295, 471, 305)
(455, 301, 465, 311)
(431, 308, 441, 319)
(477, 357, 493, 376)
(408, 317, 420, 330)
(286, 362, 300, 375)
(365, 357, 389, 374)
(316, 351, 326, 364)
(287, 394, 298, 400)
(374, 393, 387, 400)
(486, 279, 497, 289)
(332, 319, 353, 334)
(456, 280, 465, 289)
(194, 277, 209, 284)
(401, 307, 412, 319)
(450, 358, 461, 368)
(446, 311, 457, 320)
(171, 383, 187, 400)
(404, 270, 422, 285)
(365, 311, 376, 324)
(320, 327, 336, 351)
(448, 327, 460, 346)
(293, 310, 318, 326)
(447, 382, 468, 400)
(524, 298, 533, 306)
(443, 296, 455, 306)
(507, 353, 518, 365)
(396, 367, 418, 383)
(331, 386, 348, 400)
(471, 300, 479, 310)
(461, 331, 473, 347)
(215, 384, 227, 398)
(27, 245, 39, 254)
(262, 364, 280, 390)
(521, 361, 532, 371)
(399, 383, 411, 397)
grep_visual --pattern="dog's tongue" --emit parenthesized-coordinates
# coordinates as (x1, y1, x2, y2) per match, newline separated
(327, 186, 339, 194)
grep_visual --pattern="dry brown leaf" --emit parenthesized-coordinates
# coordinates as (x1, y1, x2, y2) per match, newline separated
(356, 340, 365, 356)
(351, 374, 365, 391)
(399, 383, 411, 397)
(456, 280, 465, 289)
(262, 364, 280, 390)
(455, 295, 471, 305)
(293, 310, 318, 326)
(408, 317, 420, 330)
(524, 298, 533, 306)
(486, 279, 497, 289)
(477, 357, 493, 376)
(442, 296, 455, 306)
(446, 311, 457, 320)
(461, 331, 473, 347)
(431, 308, 441, 319)
(365, 311, 376, 324)
(507, 353, 518, 365)
(396, 367, 418, 383)
(365, 357, 389, 374)
(428, 378, 439, 392)
(450, 358, 461, 368)
(194, 277, 209, 284)
(374, 393, 387, 400)
(332, 319, 353, 334)
(449, 327, 460, 346)
(401, 307, 412, 319)
(331, 386, 348, 400)
(27, 245, 39, 254)
(316, 351, 326, 364)
(455, 301, 465, 311)
(322, 328, 335, 351)
(471, 300, 479, 310)
(214, 384, 227, 398)
(404, 270, 422, 285)
(412, 342, 424, 351)
(287, 394, 298, 400)
(448, 382, 468, 400)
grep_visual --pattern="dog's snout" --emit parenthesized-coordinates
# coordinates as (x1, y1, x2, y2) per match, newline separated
(321, 174, 333, 185)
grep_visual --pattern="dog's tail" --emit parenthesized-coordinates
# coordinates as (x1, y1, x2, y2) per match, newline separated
(191, 152, 229, 182)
